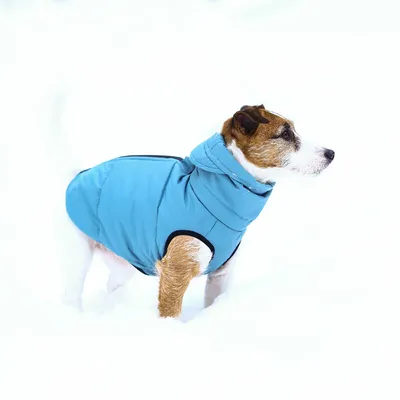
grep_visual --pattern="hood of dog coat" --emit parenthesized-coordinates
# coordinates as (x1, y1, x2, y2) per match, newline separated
(189, 133, 274, 231)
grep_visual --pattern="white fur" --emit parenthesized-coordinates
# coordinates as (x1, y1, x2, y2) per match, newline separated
(204, 249, 238, 308)
(61, 220, 94, 310)
(101, 250, 136, 293)
(286, 138, 328, 176)
(191, 238, 213, 274)
(61, 222, 136, 308)
(228, 138, 329, 184)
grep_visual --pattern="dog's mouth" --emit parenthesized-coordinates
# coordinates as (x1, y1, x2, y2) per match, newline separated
(290, 167, 322, 176)
(290, 157, 333, 176)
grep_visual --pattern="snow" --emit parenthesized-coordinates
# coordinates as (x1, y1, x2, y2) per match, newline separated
(1, 0, 400, 399)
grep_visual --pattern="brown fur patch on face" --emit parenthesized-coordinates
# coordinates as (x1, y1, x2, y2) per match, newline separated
(222, 106, 297, 168)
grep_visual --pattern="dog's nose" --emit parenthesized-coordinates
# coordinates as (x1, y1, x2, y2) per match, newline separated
(324, 148, 335, 162)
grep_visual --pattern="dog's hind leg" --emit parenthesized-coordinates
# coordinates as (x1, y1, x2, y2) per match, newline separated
(96, 245, 136, 292)
(157, 235, 212, 318)
(61, 220, 94, 310)
(204, 249, 238, 308)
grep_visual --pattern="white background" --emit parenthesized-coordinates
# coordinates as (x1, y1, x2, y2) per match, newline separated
(0, 1, 399, 399)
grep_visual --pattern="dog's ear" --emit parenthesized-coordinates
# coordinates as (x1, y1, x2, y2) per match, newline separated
(233, 111, 259, 135)
(240, 104, 266, 111)
(243, 106, 269, 125)
(233, 106, 269, 135)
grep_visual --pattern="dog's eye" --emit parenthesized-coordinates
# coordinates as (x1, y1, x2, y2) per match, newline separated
(280, 129, 293, 141)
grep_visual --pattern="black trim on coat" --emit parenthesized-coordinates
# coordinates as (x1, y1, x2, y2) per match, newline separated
(77, 155, 183, 176)
(123, 236, 240, 276)
(223, 242, 241, 265)
(164, 230, 215, 259)
(164, 231, 241, 273)
(119, 154, 183, 161)
(129, 264, 150, 276)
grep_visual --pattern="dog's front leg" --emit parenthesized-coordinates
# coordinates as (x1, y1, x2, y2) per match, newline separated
(157, 235, 212, 318)
(204, 250, 238, 308)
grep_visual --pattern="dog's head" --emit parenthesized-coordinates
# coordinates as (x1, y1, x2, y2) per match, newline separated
(221, 105, 334, 183)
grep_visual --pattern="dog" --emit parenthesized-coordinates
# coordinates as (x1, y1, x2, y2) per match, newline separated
(62, 104, 334, 318)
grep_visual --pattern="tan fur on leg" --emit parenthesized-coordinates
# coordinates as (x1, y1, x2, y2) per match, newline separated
(157, 235, 205, 318)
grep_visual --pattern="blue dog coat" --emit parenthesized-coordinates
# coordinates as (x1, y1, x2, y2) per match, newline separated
(65, 133, 274, 275)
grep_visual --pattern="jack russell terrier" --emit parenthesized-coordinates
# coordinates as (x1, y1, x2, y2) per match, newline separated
(64, 104, 335, 318)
